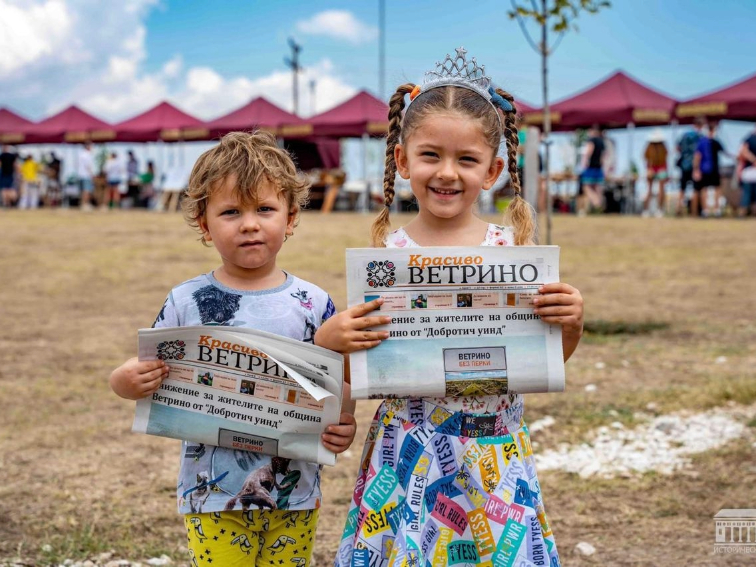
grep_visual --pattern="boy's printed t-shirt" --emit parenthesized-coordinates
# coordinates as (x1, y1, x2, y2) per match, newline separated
(153, 271, 336, 514)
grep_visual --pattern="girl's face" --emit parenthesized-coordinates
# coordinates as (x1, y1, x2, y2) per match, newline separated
(395, 112, 504, 222)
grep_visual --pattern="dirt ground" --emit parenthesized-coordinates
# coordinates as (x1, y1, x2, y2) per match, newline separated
(1, 210, 755, 566)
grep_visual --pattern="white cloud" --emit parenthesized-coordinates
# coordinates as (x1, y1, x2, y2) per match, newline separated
(296, 10, 378, 45)
(0, 0, 75, 76)
(162, 55, 183, 79)
(175, 59, 356, 119)
(0, 1, 358, 123)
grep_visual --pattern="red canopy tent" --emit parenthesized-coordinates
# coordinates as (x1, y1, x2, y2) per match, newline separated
(675, 72, 756, 123)
(514, 99, 538, 115)
(0, 108, 35, 144)
(25, 105, 115, 144)
(522, 71, 677, 130)
(205, 97, 304, 138)
(114, 101, 207, 142)
(280, 90, 389, 138)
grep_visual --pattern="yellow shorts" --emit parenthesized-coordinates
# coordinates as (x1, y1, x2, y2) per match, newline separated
(185, 508, 319, 567)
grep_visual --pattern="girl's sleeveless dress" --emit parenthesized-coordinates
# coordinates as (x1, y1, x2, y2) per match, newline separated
(335, 224, 560, 567)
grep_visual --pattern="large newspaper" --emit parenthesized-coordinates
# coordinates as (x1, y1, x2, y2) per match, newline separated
(133, 325, 343, 466)
(346, 246, 564, 399)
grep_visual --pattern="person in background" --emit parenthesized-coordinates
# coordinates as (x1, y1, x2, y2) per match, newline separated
(126, 150, 141, 207)
(77, 142, 95, 211)
(0, 144, 18, 208)
(44, 151, 62, 208)
(139, 160, 156, 208)
(737, 124, 756, 217)
(104, 151, 124, 209)
(693, 122, 726, 217)
(577, 124, 606, 215)
(642, 129, 669, 217)
(19, 154, 40, 210)
(675, 116, 705, 216)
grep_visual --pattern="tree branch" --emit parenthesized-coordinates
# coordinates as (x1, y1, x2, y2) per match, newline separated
(510, 0, 543, 54)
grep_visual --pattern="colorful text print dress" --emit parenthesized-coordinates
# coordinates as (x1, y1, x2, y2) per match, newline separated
(336, 225, 560, 567)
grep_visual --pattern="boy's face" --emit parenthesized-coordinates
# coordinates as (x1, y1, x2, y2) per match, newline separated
(199, 174, 296, 279)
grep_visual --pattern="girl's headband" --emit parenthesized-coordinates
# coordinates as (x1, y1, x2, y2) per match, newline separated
(407, 47, 514, 125)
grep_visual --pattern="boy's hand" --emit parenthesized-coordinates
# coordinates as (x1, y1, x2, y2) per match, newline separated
(315, 298, 391, 354)
(110, 357, 170, 400)
(321, 413, 357, 454)
(534, 282, 584, 361)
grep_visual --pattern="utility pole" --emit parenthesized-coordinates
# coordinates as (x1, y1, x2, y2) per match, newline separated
(284, 38, 302, 115)
(540, 0, 552, 245)
(309, 79, 317, 116)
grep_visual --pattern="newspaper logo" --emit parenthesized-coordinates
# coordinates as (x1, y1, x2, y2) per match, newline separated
(366, 261, 396, 288)
(714, 509, 756, 555)
(156, 340, 186, 360)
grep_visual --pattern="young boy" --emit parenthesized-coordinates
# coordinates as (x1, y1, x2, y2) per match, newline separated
(110, 131, 357, 567)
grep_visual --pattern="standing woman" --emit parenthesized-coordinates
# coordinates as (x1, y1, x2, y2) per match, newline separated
(642, 129, 669, 217)
(577, 125, 606, 215)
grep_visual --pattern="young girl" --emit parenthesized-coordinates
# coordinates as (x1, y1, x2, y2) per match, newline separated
(317, 48, 584, 567)
(109, 131, 357, 567)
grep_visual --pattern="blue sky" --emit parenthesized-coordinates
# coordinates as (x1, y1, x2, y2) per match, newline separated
(140, 0, 756, 108)
(2, 0, 756, 121)
(1, 0, 755, 183)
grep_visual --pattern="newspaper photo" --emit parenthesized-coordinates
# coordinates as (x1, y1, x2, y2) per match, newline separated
(346, 246, 564, 399)
(133, 325, 344, 466)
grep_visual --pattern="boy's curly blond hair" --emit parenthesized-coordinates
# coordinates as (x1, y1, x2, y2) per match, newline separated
(182, 131, 310, 245)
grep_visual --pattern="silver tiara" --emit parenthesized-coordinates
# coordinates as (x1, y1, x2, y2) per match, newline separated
(408, 47, 513, 117)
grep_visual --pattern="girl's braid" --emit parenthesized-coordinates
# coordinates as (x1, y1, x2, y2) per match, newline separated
(371, 83, 415, 247)
(496, 88, 535, 245)
(496, 88, 520, 196)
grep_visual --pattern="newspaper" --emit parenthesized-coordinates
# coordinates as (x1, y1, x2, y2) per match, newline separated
(132, 325, 344, 466)
(346, 246, 564, 399)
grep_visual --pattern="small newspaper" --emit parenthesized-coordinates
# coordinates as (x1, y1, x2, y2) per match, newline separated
(346, 246, 564, 399)
(133, 325, 344, 466)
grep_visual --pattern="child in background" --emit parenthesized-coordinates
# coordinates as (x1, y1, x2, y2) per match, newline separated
(19, 154, 40, 209)
(317, 48, 584, 567)
(109, 131, 357, 567)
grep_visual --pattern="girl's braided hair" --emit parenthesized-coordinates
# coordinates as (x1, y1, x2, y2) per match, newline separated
(371, 85, 535, 247)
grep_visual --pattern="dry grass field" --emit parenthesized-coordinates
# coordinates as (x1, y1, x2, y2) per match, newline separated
(1, 210, 755, 566)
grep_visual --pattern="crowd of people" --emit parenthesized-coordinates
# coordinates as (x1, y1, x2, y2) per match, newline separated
(571, 118, 756, 218)
(3, 118, 756, 220)
(0, 142, 158, 211)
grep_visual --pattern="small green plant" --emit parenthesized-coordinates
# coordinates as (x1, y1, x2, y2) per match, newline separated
(583, 319, 669, 336)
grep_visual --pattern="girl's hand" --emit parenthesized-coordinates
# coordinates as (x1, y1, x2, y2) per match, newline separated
(693, 169, 702, 182)
(321, 413, 357, 454)
(534, 283, 584, 361)
(110, 357, 170, 400)
(315, 298, 391, 354)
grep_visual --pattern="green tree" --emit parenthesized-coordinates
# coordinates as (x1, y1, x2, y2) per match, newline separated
(508, 0, 610, 243)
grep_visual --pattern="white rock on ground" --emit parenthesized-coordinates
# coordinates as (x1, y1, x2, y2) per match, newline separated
(147, 556, 172, 566)
(529, 415, 555, 433)
(574, 542, 597, 556)
(536, 404, 756, 478)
